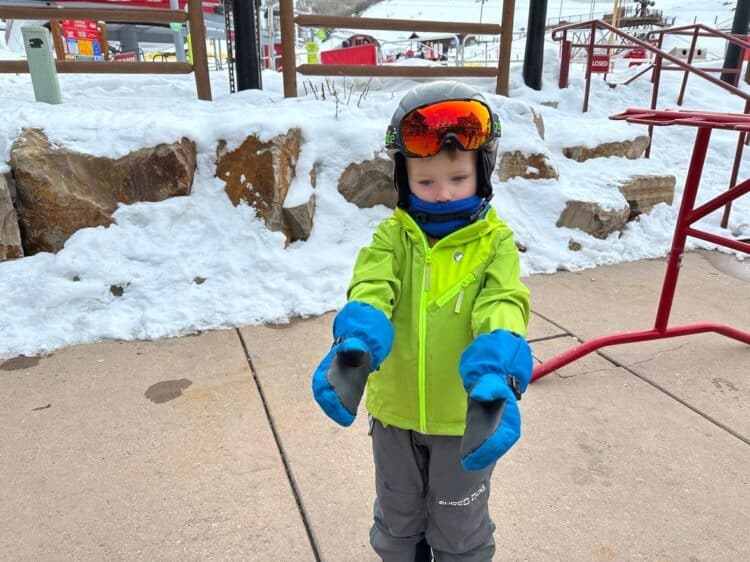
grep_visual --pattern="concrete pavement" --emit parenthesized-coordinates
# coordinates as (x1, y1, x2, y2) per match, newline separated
(1, 251, 748, 561)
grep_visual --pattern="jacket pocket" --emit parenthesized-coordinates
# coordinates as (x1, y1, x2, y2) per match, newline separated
(434, 272, 477, 314)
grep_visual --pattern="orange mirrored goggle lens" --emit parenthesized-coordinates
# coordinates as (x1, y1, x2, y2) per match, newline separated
(399, 99, 493, 157)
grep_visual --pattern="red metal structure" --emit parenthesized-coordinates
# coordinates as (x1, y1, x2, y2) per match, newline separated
(532, 108, 750, 382)
(554, 20, 750, 229)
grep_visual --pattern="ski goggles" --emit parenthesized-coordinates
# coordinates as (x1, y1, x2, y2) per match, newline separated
(385, 99, 501, 158)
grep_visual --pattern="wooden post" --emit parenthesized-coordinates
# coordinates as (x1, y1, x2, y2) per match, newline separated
(187, 0, 212, 100)
(496, 0, 515, 95)
(98, 21, 110, 61)
(50, 20, 66, 60)
(279, 0, 297, 97)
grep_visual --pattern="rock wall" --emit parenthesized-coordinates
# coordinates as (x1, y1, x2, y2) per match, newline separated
(0, 100, 673, 262)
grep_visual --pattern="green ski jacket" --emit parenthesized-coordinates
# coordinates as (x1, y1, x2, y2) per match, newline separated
(347, 207, 530, 436)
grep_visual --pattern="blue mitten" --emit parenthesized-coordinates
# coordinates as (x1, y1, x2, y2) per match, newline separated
(458, 329, 533, 471)
(312, 301, 394, 426)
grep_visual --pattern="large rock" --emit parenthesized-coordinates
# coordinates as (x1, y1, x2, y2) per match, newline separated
(10, 129, 195, 254)
(283, 195, 316, 243)
(530, 107, 545, 140)
(337, 156, 397, 209)
(0, 173, 23, 261)
(616, 174, 676, 219)
(215, 129, 303, 239)
(556, 200, 630, 239)
(563, 135, 650, 162)
(498, 150, 559, 181)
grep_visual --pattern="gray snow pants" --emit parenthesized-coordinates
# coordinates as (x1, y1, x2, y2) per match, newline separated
(369, 418, 497, 562)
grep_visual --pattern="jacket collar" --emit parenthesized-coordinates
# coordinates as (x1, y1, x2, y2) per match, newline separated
(393, 206, 504, 247)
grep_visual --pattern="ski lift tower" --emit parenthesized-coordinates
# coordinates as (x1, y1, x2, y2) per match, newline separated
(559, 0, 671, 60)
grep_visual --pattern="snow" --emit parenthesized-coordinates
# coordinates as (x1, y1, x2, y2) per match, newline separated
(0, 0, 748, 359)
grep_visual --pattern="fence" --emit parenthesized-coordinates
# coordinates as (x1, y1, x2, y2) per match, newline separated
(0, 1, 211, 100)
(278, 0, 516, 98)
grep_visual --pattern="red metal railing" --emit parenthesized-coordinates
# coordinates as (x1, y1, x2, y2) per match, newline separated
(553, 20, 750, 115)
(554, 20, 750, 228)
(532, 108, 750, 381)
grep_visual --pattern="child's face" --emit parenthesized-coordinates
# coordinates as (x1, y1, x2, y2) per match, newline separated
(405, 149, 477, 203)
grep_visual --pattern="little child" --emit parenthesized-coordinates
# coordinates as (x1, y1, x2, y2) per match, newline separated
(313, 81, 532, 562)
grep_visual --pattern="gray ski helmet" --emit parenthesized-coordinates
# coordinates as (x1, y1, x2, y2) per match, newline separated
(386, 81, 501, 209)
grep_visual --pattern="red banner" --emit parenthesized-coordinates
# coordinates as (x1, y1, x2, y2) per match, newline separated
(320, 43, 377, 66)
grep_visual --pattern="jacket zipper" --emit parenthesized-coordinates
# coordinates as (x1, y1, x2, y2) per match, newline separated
(434, 272, 476, 312)
(419, 247, 431, 433)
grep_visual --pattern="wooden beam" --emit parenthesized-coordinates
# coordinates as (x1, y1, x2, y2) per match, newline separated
(0, 6, 188, 24)
(296, 64, 499, 77)
(0, 60, 194, 74)
(294, 14, 501, 36)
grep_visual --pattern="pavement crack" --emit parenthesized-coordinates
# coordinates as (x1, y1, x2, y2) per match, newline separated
(530, 311, 750, 448)
(626, 343, 688, 368)
(235, 328, 323, 562)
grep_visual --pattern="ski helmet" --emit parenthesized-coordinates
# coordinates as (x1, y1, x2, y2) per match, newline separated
(385, 81, 501, 209)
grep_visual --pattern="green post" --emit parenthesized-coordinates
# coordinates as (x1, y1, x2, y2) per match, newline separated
(21, 26, 62, 104)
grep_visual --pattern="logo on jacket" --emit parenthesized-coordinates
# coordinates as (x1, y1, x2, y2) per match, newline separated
(453, 251, 463, 263)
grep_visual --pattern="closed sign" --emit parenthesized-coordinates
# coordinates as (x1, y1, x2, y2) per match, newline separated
(590, 54, 610, 73)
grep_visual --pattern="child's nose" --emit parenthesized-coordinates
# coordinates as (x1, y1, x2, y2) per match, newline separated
(435, 184, 452, 202)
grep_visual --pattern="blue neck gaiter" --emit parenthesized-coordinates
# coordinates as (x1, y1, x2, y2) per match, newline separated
(408, 194, 487, 239)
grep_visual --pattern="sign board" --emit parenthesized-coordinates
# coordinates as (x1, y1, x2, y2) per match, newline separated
(624, 48, 647, 67)
(61, 20, 104, 61)
(113, 51, 138, 62)
(306, 42, 319, 64)
(21, 26, 62, 104)
(321, 43, 378, 66)
(590, 53, 610, 73)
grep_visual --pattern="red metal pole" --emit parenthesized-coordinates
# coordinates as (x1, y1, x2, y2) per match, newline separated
(531, 323, 750, 381)
(689, 174, 750, 224)
(686, 228, 750, 254)
(721, 100, 750, 228)
(583, 21, 596, 113)
(677, 27, 700, 106)
(559, 35, 571, 89)
(646, 54, 663, 158)
(722, 131, 746, 229)
(653, 127, 712, 333)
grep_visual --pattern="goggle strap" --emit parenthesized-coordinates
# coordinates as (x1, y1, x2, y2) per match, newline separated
(385, 126, 398, 149)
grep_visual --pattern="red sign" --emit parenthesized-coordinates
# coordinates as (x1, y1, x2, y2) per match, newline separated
(114, 51, 138, 62)
(590, 54, 610, 73)
(320, 43, 377, 66)
(60, 20, 103, 60)
(624, 48, 648, 67)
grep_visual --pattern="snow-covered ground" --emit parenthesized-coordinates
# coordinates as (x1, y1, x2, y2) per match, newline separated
(0, 0, 748, 359)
